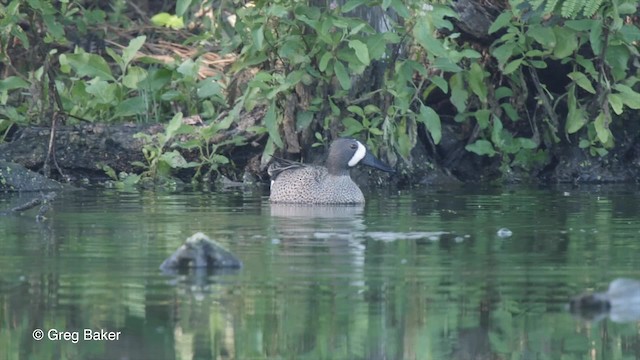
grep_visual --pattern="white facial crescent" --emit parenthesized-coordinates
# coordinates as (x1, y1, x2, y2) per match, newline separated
(348, 141, 367, 167)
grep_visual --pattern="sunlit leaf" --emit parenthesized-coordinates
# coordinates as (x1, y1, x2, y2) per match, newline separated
(150, 12, 184, 29)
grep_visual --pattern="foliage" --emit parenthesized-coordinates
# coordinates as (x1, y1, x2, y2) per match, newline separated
(0, 0, 639, 181)
(130, 111, 240, 184)
(132, 113, 199, 180)
(487, 0, 640, 160)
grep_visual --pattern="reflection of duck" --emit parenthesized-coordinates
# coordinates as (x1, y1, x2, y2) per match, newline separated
(569, 278, 640, 322)
(268, 138, 394, 204)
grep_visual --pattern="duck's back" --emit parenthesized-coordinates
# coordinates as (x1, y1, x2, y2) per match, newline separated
(269, 165, 364, 204)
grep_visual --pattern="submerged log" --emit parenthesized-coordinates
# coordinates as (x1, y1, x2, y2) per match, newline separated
(160, 232, 242, 271)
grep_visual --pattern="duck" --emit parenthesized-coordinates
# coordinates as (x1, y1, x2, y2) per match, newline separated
(268, 138, 394, 204)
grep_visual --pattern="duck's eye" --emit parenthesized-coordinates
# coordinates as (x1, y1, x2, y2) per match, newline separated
(350, 143, 358, 149)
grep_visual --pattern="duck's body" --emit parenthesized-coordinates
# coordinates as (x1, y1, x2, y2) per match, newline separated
(268, 138, 394, 204)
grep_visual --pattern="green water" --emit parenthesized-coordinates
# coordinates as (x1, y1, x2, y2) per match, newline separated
(1, 185, 640, 359)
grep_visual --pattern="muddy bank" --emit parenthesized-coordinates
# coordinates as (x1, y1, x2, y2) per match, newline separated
(1, 121, 640, 191)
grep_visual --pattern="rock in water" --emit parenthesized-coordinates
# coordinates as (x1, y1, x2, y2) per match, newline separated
(160, 232, 242, 270)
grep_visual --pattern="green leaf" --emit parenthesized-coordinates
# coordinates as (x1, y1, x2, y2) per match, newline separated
(503, 58, 523, 75)
(468, 63, 487, 102)
(334, 61, 351, 90)
(433, 57, 463, 73)
(85, 79, 116, 103)
(474, 109, 491, 129)
(42, 14, 65, 40)
(607, 94, 623, 115)
(589, 20, 603, 55)
(449, 73, 468, 113)
(296, 111, 314, 130)
(176, 0, 192, 16)
(159, 150, 192, 169)
(347, 105, 364, 117)
(413, 21, 447, 57)
(518, 138, 538, 149)
(567, 72, 596, 94)
(177, 58, 199, 80)
(122, 36, 146, 68)
(431, 76, 448, 93)
(578, 139, 591, 148)
(618, 2, 637, 14)
(492, 42, 515, 67)
(265, 102, 283, 148)
(114, 96, 146, 118)
(342, 0, 367, 12)
(418, 104, 441, 144)
(553, 28, 578, 58)
(60, 53, 115, 81)
(197, 79, 223, 98)
(252, 25, 265, 51)
(348, 39, 370, 65)
(466, 140, 496, 157)
(0, 76, 29, 91)
(565, 87, 586, 134)
(491, 117, 504, 146)
(501, 103, 519, 122)
(613, 84, 640, 109)
(165, 112, 184, 140)
(489, 12, 512, 34)
(319, 52, 332, 72)
(122, 66, 147, 89)
(564, 19, 593, 31)
(150, 12, 184, 29)
(605, 45, 630, 82)
(594, 112, 609, 144)
(527, 26, 556, 49)
(341, 117, 364, 136)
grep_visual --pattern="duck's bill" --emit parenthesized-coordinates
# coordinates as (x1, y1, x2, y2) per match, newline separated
(361, 152, 395, 173)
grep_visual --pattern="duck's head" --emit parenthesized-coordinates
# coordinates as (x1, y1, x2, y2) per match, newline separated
(326, 138, 395, 175)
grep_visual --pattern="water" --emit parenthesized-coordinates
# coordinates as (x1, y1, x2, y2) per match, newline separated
(2, 185, 640, 359)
